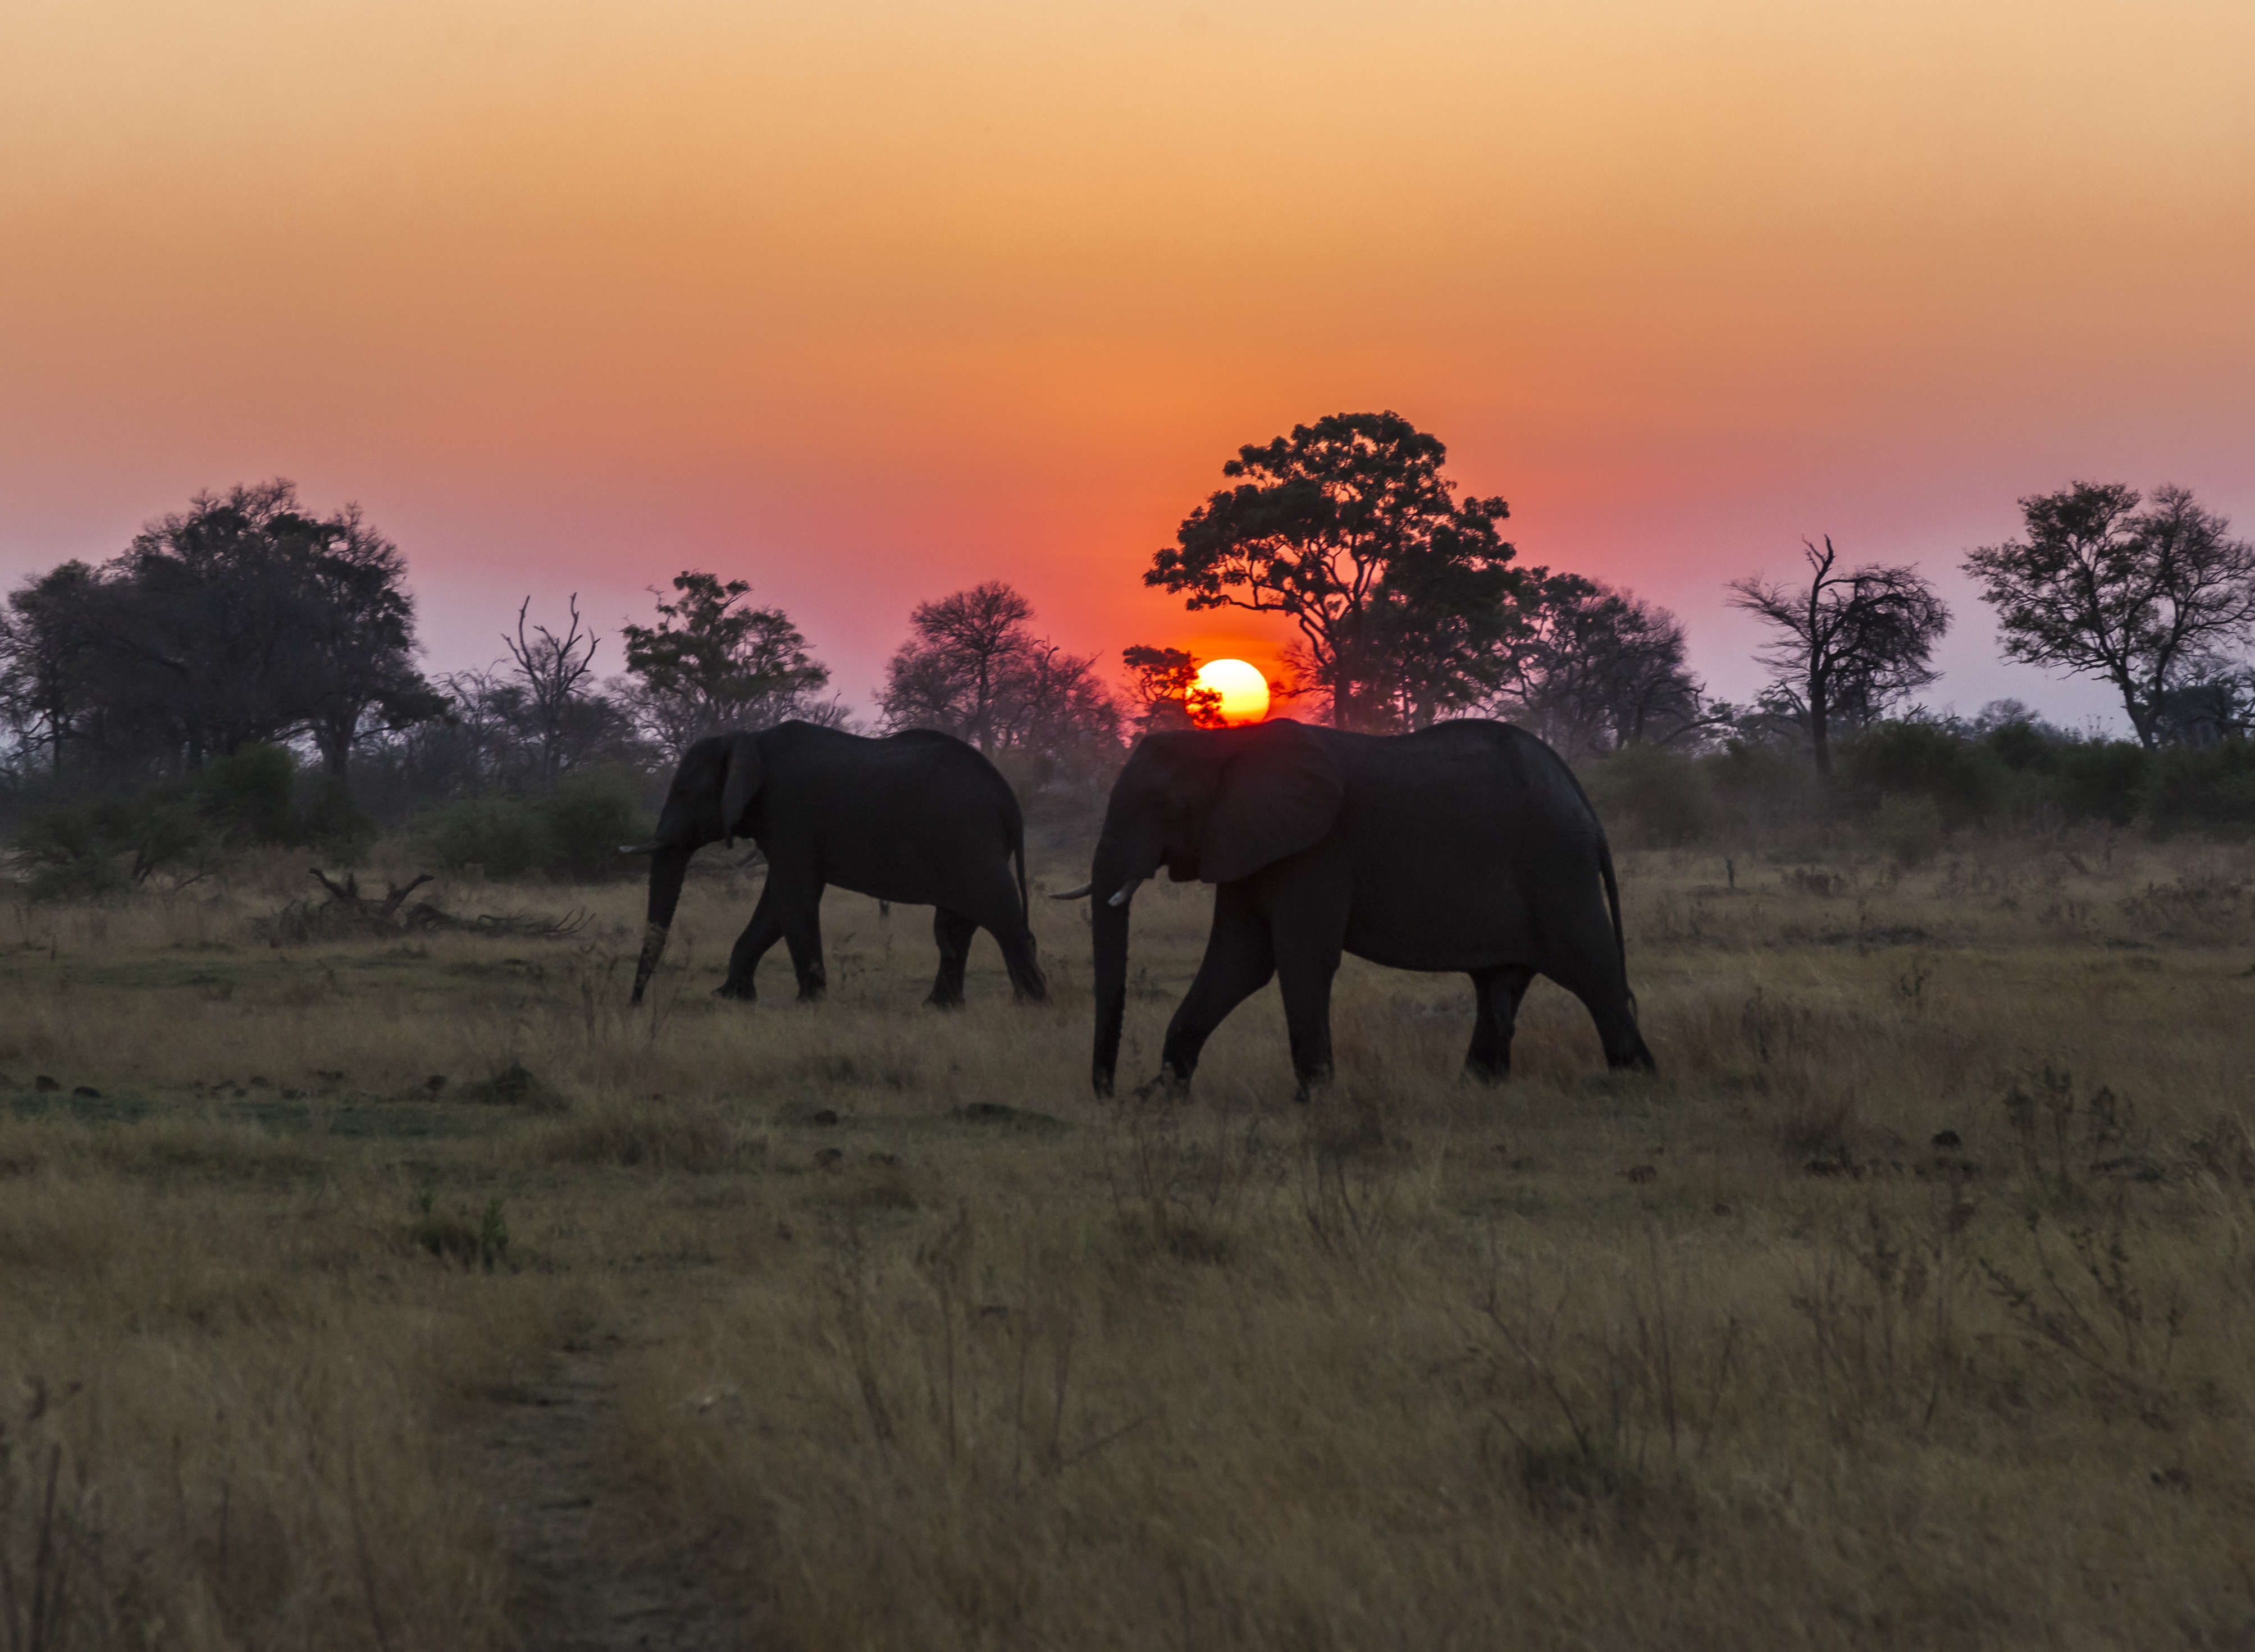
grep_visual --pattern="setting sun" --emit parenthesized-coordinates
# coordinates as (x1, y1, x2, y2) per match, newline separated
(1194, 658, 1270, 725)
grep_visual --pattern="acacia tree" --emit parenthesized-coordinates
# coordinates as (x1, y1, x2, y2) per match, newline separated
(1964, 482, 2255, 747)
(0, 560, 106, 778)
(1497, 576, 1708, 758)
(2, 482, 440, 784)
(1145, 412, 1533, 732)
(1119, 645, 1225, 731)
(1727, 539, 1949, 776)
(618, 571, 833, 757)
(503, 594, 602, 789)
(879, 582, 1119, 769)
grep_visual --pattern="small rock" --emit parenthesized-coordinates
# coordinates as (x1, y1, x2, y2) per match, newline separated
(1712, 1202, 1734, 1217)
(774, 1221, 795, 1242)
(71, 1085, 101, 1099)
(1931, 1129, 1962, 1149)
(866, 1151, 902, 1167)
(2151, 1466, 2192, 1494)
(425, 1075, 448, 1094)
(1624, 1164, 1658, 1184)
(811, 1108, 839, 1126)
(813, 1147, 844, 1169)
(34, 1075, 60, 1093)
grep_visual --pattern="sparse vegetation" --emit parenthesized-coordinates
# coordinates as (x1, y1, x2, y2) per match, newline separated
(0, 831, 2249, 1645)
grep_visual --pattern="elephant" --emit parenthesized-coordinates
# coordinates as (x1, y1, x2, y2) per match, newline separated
(626, 722, 1047, 1008)
(1066, 717, 1654, 1096)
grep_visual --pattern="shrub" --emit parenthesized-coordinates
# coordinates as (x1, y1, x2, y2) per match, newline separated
(410, 796, 550, 878)
(12, 804, 134, 899)
(1578, 745, 1714, 848)
(296, 774, 380, 865)
(2050, 740, 2148, 825)
(2142, 739, 2255, 836)
(407, 772, 650, 881)
(1704, 738, 1818, 839)
(1841, 720, 2000, 826)
(540, 769, 647, 881)
(1875, 793, 1946, 866)
(196, 744, 298, 843)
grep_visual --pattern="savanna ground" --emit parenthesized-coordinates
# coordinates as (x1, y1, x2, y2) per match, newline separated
(3, 827, 2253, 1650)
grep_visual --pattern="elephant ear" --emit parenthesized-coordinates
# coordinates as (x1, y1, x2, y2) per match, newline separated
(1197, 723, 1344, 886)
(720, 732, 764, 847)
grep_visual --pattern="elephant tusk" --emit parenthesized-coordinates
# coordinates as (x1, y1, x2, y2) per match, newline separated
(1108, 878, 1144, 908)
(1051, 882, 1095, 901)
(618, 842, 660, 856)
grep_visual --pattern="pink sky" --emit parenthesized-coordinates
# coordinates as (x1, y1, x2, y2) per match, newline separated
(5, 0, 2252, 730)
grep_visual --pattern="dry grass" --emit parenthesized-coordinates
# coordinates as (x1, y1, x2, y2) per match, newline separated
(3, 829, 2253, 1646)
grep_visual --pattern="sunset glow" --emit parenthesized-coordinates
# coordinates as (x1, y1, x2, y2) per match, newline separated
(1194, 659, 1271, 725)
(2, 1, 2251, 725)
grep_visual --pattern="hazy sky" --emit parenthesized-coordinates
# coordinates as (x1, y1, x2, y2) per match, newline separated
(5, 0, 2252, 729)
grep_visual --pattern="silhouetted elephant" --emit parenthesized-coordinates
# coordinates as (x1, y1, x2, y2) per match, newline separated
(1065, 717, 1653, 1096)
(627, 723, 1046, 1008)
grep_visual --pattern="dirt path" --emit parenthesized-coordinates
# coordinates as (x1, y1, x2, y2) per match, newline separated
(481, 1336, 748, 1651)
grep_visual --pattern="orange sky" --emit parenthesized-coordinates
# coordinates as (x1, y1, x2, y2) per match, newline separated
(4, 0, 2252, 727)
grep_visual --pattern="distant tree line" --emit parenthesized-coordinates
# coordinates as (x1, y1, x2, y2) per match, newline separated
(5, 420, 2253, 887)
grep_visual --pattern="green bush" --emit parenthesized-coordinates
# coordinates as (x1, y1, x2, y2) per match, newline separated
(2049, 741, 2148, 825)
(297, 774, 380, 865)
(13, 804, 134, 900)
(1578, 745, 1714, 848)
(540, 769, 647, 881)
(407, 772, 650, 881)
(2141, 739, 2255, 836)
(197, 744, 298, 843)
(1702, 738, 1818, 839)
(1875, 793, 1946, 866)
(411, 797, 550, 878)
(1841, 720, 2000, 825)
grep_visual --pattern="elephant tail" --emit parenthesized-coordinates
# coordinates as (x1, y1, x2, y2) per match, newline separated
(1597, 832, 1631, 1001)
(1541, 734, 1633, 1003)
(1014, 827, 1031, 927)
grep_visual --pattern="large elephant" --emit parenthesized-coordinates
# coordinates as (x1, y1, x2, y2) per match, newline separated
(1070, 717, 1653, 1096)
(627, 722, 1046, 1007)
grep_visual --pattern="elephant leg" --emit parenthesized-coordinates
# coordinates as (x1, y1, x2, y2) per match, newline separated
(1465, 965, 1535, 1081)
(1270, 877, 1350, 1098)
(1541, 899, 1656, 1073)
(777, 884, 828, 1002)
(962, 865, 1047, 1004)
(927, 908, 976, 1008)
(716, 890, 786, 1001)
(1157, 887, 1275, 1085)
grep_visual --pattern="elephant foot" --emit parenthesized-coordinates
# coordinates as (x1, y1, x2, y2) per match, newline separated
(1463, 1058, 1510, 1085)
(924, 991, 965, 1010)
(714, 980, 756, 1003)
(1130, 1069, 1191, 1105)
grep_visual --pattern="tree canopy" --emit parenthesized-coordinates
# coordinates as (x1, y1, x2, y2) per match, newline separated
(619, 571, 834, 757)
(1497, 576, 1708, 759)
(0, 481, 439, 783)
(1145, 412, 1533, 732)
(879, 582, 1120, 773)
(1965, 482, 2255, 748)
(1728, 539, 1949, 775)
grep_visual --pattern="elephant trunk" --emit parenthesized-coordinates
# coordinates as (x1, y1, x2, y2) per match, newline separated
(1089, 836, 1145, 1096)
(629, 846, 692, 1005)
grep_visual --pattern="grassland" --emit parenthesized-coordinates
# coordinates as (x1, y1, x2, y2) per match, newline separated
(2, 831, 2252, 1649)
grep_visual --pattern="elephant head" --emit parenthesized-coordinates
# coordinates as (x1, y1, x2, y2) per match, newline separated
(628, 731, 764, 1004)
(1087, 719, 1342, 1094)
